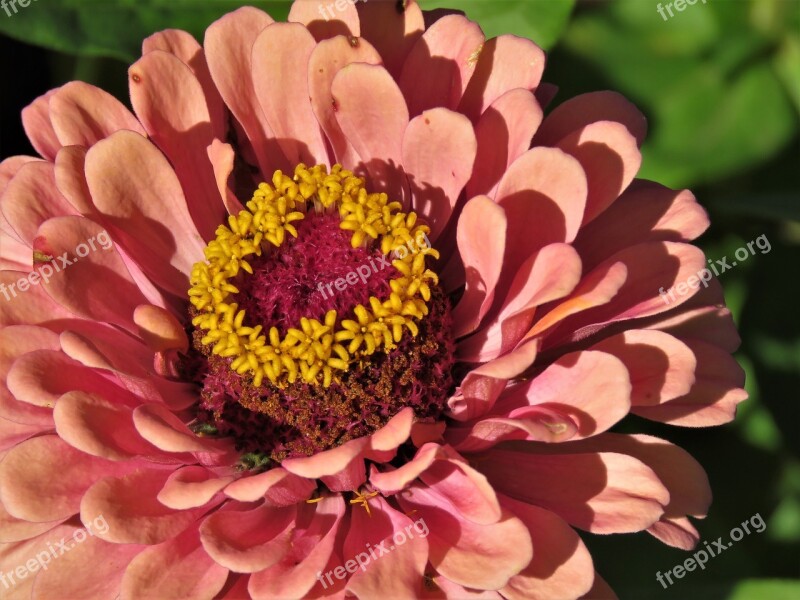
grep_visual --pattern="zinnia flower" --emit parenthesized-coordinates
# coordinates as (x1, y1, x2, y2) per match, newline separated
(0, 2, 747, 598)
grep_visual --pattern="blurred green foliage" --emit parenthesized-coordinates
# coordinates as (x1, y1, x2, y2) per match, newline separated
(1, 0, 798, 597)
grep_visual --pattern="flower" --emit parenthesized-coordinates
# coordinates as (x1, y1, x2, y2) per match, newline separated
(0, 2, 747, 599)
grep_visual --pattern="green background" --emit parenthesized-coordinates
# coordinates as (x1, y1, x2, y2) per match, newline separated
(1, 0, 798, 597)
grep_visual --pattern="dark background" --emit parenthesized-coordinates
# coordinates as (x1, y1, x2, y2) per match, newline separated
(1, 1, 799, 598)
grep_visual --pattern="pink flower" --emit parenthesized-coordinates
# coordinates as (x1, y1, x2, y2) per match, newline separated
(0, 3, 746, 599)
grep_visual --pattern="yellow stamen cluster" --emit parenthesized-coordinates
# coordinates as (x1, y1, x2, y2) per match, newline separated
(188, 163, 439, 388)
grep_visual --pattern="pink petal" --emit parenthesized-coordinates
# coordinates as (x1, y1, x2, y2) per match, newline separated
(84, 130, 205, 296)
(308, 35, 382, 167)
(81, 468, 210, 544)
(500, 495, 595, 600)
(129, 50, 227, 240)
(397, 484, 532, 591)
(21, 89, 60, 160)
(644, 301, 741, 354)
(458, 35, 545, 122)
(0, 272, 75, 329)
(556, 121, 641, 224)
(54, 145, 95, 215)
(332, 63, 409, 199)
(49, 81, 146, 147)
(574, 180, 709, 272)
(133, 304, 189, 352)
(343, 495, 429, 598)
(479, 446, 669, 534)
(248, 495, 345, 600)
(533, 90, 647, 148)
(1, 161, 75, 245)
(0, 416, 44, 451)
(356, 0, 424, 78)
(157, 466, 234, 510)
(0, 325, 60, 427)
(0, 435, 135, 522)
(142, 28, 227, 139)
(399, 15, 485, 117)
(32, 533, 145, 599)
(633, 339, 747, 426)
(199, 503, 296, 573)
(252, 23, 329, 167)
(204, 7, 286, 175)
(289, 0, 360, 38)
(446, 368, 509, 422)
(132, 402, 232, 456)
(451, 195, 506, 338)
(54, 391, 169, 461)
(207, 140, 244, 215)
(35, 216, 148, 332)
(466, 88, 544, 198)
(402, 107, 477, 241)
(648, 516, 702, 550)
(370, 443, 441, 494)
(224, 467, 316, 505)
(0, 502, 62, 543)
(121, 525, 229, 600)
(590, 329, 696, 406)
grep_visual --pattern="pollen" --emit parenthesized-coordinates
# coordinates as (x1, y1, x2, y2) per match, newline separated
(188, 164, 438, 389)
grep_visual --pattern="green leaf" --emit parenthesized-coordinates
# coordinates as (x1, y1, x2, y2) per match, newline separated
(727, 579, 800, 600)
(420, 0, 575, 50)
(0, 0, 293, 62)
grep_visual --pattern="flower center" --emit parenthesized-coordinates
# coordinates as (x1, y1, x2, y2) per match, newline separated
(185, 165, 455, 462)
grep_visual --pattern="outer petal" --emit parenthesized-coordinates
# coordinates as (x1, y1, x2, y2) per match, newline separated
(356, 0, 424, 78)
(289, 0, 360, 39)
(21, 89, 60, 160)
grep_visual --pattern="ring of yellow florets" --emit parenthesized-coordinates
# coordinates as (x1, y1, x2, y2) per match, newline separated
(188, 164, 440, 389)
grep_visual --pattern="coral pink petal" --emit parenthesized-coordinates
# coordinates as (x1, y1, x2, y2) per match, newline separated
(533, 90, 647, 147)
(49, 81, 146, 147)
(35, 216, 148, 332)
(452, 195, 506, 338)
(157, 466, 234, 510)
(402, 108, 477, 241)
(0, 326, 60, 427)
(343, 495, 428, 599)
(21, 89, 60, 160)
(425, 577, 503, 599)
(54, 145, 96, 215)
(446, 366, 512, 422)
(0, 502, 62, 543)
(0, 155, 39, 193)
(0, 435, 136, 522)
(85, 130, 205, 293)
(248, 496, 345, 600)
(133, 304, 189, 352)
(132, 402, 232, 455)
(591, 329, 696, 406)
(207, 140, 244, 214)
(252, 23, 329, 167)
(633, 339, 747, 426)
(281, 436, 368, 480)
(204, 7, 286, 175)
(54, 391, 171, 461)
(289, 0, 360, 39)
(199, 503, 296, 573)
(81, 468, 210, 544)
(0, 416, 43, 451)
(121, 525, 229, 600)
(32, 534, 145, 600)
(495, 147, 587, 264)
(356, 0, 424, 78)
(142, 28, 227, 139)
(398, 484, 532, 591)
(648, 516, 703, 550)
(366, 406, 415, 459)
(224, 467, 316, 505)
(332, 63, 409, 198)
(644, 301, 741, 354)
(480, 446, 669, 534)
(574, 180, 709, 272)
(541, 242, 707, 346)
(399, 15, 485, 116)
(556, 121, 641, 224)
(580, 573, 618, 600)
(458, 244, 581, 362)
(467, 89, 543, 198)
(458, 35, 545, 122)
(445, 410, 579, 453)
(500, 495, 595, 600)
(308, 35, 382, 167)
(370, 442, 441, 494)
(129, 50, 226, 240)
(2, 161, 76, 245)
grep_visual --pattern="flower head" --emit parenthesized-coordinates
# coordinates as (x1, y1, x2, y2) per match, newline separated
(0, 2, 746, 598)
